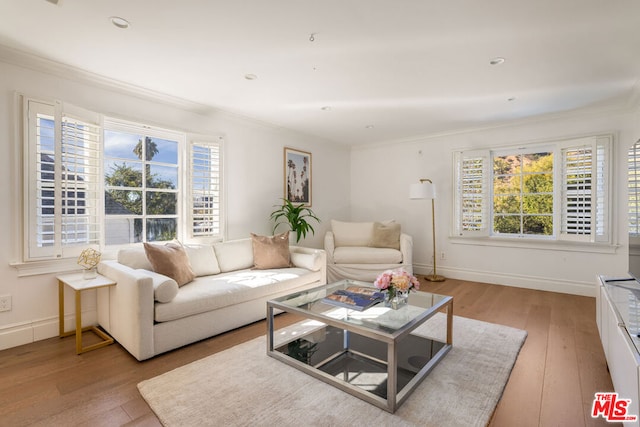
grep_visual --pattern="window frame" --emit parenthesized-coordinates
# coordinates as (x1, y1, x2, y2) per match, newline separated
(453, 134, 613, 246)
(102, 118, 185, 247)
(13, 95, 225, 275)
(490, 145, 556, 239)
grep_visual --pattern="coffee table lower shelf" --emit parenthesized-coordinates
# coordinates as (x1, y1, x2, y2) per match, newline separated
(268, 321, 451, 413)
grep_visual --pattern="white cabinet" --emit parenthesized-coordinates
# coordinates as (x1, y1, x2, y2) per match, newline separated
(597, 275, 640, 425)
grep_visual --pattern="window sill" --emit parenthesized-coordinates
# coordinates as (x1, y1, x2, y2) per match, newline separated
(449, 236, 620, 254)
(11, 258, 85, 277)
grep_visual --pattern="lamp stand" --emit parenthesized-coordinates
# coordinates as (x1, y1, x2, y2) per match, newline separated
(410, 178, 446, 282)
(425, 197, 445, 282)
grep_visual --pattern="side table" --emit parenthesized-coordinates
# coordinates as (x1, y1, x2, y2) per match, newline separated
(57, 273, 116, 354)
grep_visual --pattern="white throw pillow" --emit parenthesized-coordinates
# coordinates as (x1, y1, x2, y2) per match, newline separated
(184, 244, 221, 276)
(118, 247, 153, 270)
(137, 269, 180, 303)
(213, 239, 254, 272)
(331, 220, 374, 247)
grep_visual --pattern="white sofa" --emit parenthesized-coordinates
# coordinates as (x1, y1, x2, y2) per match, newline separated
(324, 220, 413, 282)
(96, 238, 326, 361)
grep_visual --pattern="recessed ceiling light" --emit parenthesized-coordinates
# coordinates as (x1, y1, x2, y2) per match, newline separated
(109, 16, 130, 29)
(244, 74, 258, 80)
(321, 106, 331, 111)
(489, 57, 505, 65)
(365, 125, 375, 129)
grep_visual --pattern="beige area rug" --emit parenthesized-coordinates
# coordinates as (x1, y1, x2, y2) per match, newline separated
(138, 314, 527, 427)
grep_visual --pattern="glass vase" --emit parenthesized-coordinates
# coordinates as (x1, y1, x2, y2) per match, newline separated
(386, 288, 408, 310)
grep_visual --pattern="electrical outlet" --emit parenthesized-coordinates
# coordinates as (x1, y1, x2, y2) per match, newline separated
(0, 295, 11, 312)
(440, 251, 446, 260)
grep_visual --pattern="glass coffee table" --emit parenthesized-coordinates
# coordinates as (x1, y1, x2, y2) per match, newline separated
(267, 279, 453, 413)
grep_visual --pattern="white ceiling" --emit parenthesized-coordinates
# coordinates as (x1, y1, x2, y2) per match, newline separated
(1, 0, 639, 145)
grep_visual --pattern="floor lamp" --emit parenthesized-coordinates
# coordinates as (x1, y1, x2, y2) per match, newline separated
(410, 178, 446, 282)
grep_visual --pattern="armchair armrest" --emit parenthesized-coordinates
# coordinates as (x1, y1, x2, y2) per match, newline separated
(324, 231, 336, 264)
(400, 233, 413, 269)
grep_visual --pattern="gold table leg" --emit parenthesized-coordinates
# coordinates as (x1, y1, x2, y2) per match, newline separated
(58, 281, 114, 354)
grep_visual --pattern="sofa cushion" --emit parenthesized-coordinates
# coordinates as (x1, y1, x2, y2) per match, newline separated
(251, 232, 291, 269)
(331, 220, 374, 247)
(213, 239, 254, 272)
(184, 244, 221, 276)
(154, 267, 312, 322)
(333, 246, 402, 264)
(118, 247, 153, 270)
(137, 269, 180, 303)
(371, 222, 401, 249)
(143, 242, 196, 287)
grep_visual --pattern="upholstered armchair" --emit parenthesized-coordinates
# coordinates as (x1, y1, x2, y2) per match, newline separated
(324, 220, 413, 283)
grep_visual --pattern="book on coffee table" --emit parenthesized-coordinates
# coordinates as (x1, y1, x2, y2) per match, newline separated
(322, 286, 385, 311)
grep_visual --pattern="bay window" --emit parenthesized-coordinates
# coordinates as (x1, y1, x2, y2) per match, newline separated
(454, 135, 612, 244)
(20, 96, 224, 266)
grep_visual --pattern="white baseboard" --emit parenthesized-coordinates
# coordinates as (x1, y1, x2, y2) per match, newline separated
(413, 263, 595, 297)
(0, 309, 98, 351)
(0, 321, 34, 351)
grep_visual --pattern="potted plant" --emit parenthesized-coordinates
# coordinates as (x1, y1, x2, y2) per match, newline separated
(270, 198, 320, 243)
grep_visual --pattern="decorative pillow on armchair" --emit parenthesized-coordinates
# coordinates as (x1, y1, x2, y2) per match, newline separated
(371, 221, 401, 250)
(143, 242, 196, 286)
(251, 231, 291, 269)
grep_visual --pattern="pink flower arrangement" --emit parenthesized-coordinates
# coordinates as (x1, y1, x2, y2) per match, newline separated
(374, 268, 420, 295)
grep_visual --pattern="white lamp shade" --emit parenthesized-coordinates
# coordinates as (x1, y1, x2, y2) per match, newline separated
(409, 181, 436, 200)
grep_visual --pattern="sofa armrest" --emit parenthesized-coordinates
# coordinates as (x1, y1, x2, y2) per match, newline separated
(324, 231, 336, 264)
(400, 233, 413, 268)
(97, 260, 156, 361)
(290, 246, 327, 285)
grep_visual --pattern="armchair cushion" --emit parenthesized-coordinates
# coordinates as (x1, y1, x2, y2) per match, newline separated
(330, 220, 374, 247)
(333, 246, 403, 264)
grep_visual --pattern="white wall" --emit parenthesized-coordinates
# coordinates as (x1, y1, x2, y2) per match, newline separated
(351, 109, 640, 296)
(0, 58, 350, 350)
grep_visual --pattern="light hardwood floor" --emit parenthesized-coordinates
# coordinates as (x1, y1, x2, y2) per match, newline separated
(0, 278, 618, 426)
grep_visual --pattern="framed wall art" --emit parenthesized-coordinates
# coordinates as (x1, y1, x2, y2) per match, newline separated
(284, 147, 312, 206)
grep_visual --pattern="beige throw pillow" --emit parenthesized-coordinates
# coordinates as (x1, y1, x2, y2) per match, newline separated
(251, 232, 291, 269)
(371, 222, 401, 250)
(143, 242, 196, 287)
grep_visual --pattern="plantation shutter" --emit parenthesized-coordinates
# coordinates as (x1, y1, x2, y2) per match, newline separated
(60, 110, 101, 249)
(25, 98, 101, 261)
(594, 135, 610, 243)
(455, 150, 490, 236)
(560, 143, 594, 240)
(26, 99, 56, 259)
(629, 141, 640, 237)
(189, 139, 223, 239)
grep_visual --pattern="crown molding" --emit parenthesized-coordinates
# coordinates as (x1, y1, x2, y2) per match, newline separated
(0, 43, 215, 113)
(352, 97, 640, 151)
